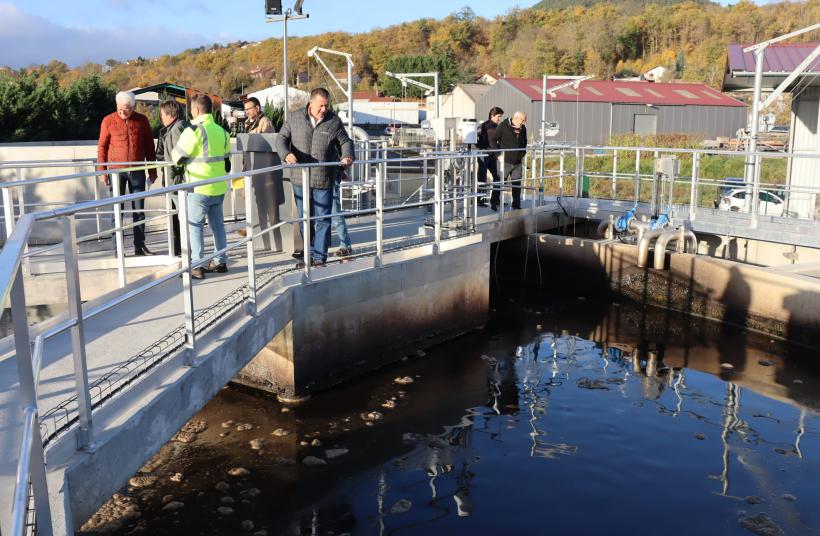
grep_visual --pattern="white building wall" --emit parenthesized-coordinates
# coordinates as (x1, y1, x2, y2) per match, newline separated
(787, 87, 820, 219)
(338, 101, 419, 125)
(426, 88, 478, 120)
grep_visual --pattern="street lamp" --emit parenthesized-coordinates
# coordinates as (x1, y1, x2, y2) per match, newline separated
(266, 1, 309, 121)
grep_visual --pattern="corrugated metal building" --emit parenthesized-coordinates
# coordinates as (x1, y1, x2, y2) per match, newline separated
(474, 78, 747, 146)
(724, 42, 820, 219)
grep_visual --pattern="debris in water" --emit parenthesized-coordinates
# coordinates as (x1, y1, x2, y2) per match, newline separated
(782, 493, 796, 501)
(162, 501, 184, 512)
(302, 456, 327, 466)
(241, 520, 255, 531)
(280, 407, 290, 413)
(738, 513, 784, 536)
(417, 349, 427, 357)
(792, 379, 804, 384)
(390, 499, 412, 514)
(536, 324, 543, 330)
(394, 376, 414, 385)
(326, 448, 349, 459)
(361, 411, 383, 421)
(240, 488, 262, 498)
(720, 363, 735, 370)
(171, 432, 196, 444)
(181, 420, 207, 434)
(169, 473, 184, 483)
(310, 438, 322, 447)
(577, 378, 609, 390)
(606, 378, 626, 385)
(220, 420, 234, 428)
(216, 506, 234, 516)
(220, 497, 235, 504)
(227, 467, 250, 477)
(215, 482, 230, 491)
(758, 359, 777, 367)
(235, 423, 254, 431)
(273, 457, 296, 466)
(745, 496, 764, 505)
(382, 400, 397, 409)
(695, 433, 706, 441)
(271, 428, 290, 437)
(128, 476, 157, 489)
(249, 438, 265, 450)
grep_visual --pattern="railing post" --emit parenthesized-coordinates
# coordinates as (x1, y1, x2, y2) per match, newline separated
(94, 169, 102, 237)
(62, 215, 95, 450)
(375, 157, 384, 268)
(165, 190, 174, 258)
(177, 190, 196, 364)
(559, 149, 565, 197)
(751, 153, 761, 229)
(472, 153, 479, 231)
(634, 149, 641, 203)
(421, 153, 428, 205)
(462, 155, 470, 224)
(112, 172, 126, 288)
(539, 141, 546, 202)
(574, 147, 581, 199)
(244, 176, 257, 315)
(3, 184, 15, 241)
(434, 157, 442, 252)
(10, 267, 54, 535)
(498, 152, 506, 221)
(612, 149, 618, 199)
(690, 152, 700, 221)
(301, 168, 312, 281)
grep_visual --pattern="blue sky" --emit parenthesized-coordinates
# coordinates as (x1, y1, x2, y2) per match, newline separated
(0, 0, 777, 68)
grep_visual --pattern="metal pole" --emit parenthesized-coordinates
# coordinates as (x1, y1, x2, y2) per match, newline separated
(62, 215, 94, 450)
(244, 176, 257, 316)
(112, 172, 126, 288)
(690, 152, 700, 221)
(472, 153, 479, 230)
(498, 152, 506, 221)
(10, 268, 54, 535)
(463, 155, 471, 223)
(165, 191, 174, 257)
(612, 150, 618, 199)
(347, 59, 354, 134)
(751, 153, 762, 229)
(2, 185, 14, 241)
(574, 147, 581, 199)
(434, 73, 440, 120)
(434, 157, 442, 252)
(634, 149, 641, 203)
(94, 174, 102, 237)
(301, 168, 312, 280)
(375, 156, 384, 267)
(746, 48, 766, 202)
(283, 13, 289, 122)
(559, 149, 565, 197)
(177, 190, 196, 364)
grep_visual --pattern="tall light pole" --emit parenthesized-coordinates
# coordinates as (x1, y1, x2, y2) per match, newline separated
(266, 1, 309, 121)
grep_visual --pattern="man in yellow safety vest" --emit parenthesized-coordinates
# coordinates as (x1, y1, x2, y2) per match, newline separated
(171, 94, 232, 280)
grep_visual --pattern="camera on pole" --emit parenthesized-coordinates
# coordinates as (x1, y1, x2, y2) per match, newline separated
(265, 0, 282, 15)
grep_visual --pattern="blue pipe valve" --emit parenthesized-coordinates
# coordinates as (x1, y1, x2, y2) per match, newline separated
(614, 209, 636, 233)
(649, 213, 669, 230)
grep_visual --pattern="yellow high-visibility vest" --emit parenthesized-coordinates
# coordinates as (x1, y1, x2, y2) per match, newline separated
(171, 114, 230, 196)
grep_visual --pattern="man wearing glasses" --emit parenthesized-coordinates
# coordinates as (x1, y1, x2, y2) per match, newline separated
(97, 90, 157, 256)
(243, 97, 274, 134)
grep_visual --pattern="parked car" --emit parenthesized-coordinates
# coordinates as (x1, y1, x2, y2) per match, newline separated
(718, 188, 785, 217)
(383, 124, 400, 136)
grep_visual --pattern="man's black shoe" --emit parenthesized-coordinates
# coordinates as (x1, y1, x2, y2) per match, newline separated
(512, 205, 521, 210)
(478, 199, 487, 207)
(296, 259, 326, 269)
(134, 245, 154, 256)
(490, 204, 498, 212)
(204, 261, 227, 273)
(191, 267, 205, 280)
(291, 250, 304, 259)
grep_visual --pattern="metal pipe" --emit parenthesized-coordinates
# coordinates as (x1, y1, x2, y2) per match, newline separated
(245, 176, 257, 315)
(653, 229, 698, 270)
(637, 229, 665, 268)
(177, 190, 196, 364)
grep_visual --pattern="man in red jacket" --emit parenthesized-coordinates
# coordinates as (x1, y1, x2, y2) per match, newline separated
(97, 90, 158, 256)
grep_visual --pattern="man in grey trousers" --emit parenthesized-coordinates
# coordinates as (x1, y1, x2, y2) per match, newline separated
(276, 88, 354, 265)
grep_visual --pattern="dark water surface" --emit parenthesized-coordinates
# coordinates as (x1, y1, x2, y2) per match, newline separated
(85, 294, 820, 536)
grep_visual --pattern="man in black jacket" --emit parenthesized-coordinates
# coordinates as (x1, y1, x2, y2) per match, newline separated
(156, 99, 190, 256)
(475, 106, 503, 207)
(489, 111, 528, 211)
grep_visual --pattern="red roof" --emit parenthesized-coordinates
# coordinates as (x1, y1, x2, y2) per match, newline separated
(503, 78, 745, 107)
(727, 43, 820, 74)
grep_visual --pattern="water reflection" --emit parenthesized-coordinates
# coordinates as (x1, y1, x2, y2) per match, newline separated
(91, 300, 820, 536)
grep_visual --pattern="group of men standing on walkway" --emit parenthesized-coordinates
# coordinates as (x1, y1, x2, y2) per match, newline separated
(97, 86, 355, 279)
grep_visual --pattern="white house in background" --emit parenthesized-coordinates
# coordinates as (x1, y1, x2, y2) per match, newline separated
(475, 73, 500, 85)
(338, 93, 419, 125)
(426, 83, 493, 121)
(246, 85, 310, 112)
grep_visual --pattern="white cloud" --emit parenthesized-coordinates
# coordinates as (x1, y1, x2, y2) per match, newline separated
(0, 2, 212, 68)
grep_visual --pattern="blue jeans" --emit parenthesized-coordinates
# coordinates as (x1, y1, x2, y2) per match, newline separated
(109, 170, 146, 250)
(187, 192, 227, 265)
(293, 186, 333, 262)
(333, 182, 351, 249)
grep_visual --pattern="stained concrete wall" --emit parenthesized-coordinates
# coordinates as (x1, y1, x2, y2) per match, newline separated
(530, 234, 820, 347)
(236, 238, 490, 396)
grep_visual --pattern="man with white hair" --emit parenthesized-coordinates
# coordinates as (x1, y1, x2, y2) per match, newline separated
(97, 90, 157, 256)
(489, 111, 528, 211)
